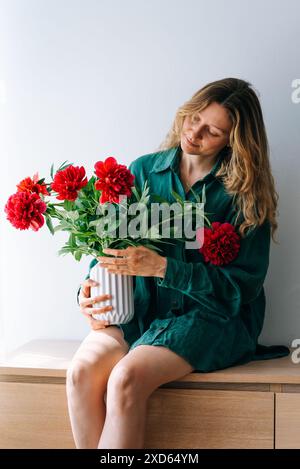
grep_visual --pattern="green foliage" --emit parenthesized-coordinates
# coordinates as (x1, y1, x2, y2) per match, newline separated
(45, 173, 210, 262)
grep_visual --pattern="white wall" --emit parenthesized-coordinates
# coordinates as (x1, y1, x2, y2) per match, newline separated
(0, 0, 299, 357)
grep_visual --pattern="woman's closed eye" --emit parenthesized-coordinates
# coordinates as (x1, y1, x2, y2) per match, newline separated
(191, 116, 220, 137)
(208, 129, 220, 137)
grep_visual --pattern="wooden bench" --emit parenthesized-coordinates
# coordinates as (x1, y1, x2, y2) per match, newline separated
(0, 340, 299, 449)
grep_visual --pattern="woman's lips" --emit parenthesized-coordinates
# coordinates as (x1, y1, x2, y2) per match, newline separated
(184, 135, 198, 147)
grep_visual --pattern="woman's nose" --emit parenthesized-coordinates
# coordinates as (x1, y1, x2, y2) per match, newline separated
(190, 129, 203, 142)
(191, 124, 204, 140)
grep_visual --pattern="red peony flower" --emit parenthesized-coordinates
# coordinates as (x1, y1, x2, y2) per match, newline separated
(94, 156, 135, 204)
(17, 172, 49, 196)
(196, 221, 241, 266)
(51, 165, 88, 201)
(5, 191, 47, 231)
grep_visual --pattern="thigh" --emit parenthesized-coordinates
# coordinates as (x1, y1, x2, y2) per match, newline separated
(110, 344, 194, 398)
(69, 326, 130, 380)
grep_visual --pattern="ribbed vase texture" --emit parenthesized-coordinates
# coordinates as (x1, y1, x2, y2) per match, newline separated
(89, 263, 134, 325)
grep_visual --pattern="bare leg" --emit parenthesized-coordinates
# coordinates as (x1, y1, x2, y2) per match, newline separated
(98, 344, 194, 449)
(66, 326, 129, 448)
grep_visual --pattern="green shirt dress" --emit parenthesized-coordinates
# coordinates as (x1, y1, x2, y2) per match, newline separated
(78, 145, 290, 372)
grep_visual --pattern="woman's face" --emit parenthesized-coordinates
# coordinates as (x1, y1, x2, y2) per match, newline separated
(181, 102, 232, 157)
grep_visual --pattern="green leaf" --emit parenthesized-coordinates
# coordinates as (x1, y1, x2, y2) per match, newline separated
(50, 163, 54, 179)
(171, 190, 184, 206)
(63, 200, 75, 211)
(201, 184, 206, 204)
(74, 250, 82, 261)
(53, 224, 65, 232)
(189, 185, 201, 203)
(74, 198, 86, 210)
(140, 242, 163, 253)
(139, 182, 150, 205)
(88, 219, 102, 228)
(57, 160, 70, 171)
(131, 186, 140, 201)
(68, 232, 76, 248)
(45, 215, 54, 235)
(58, 246, 73, 256)
(74, 231, 95, 238)
(66, 210, 79, 221)
(151, 194, 170, 204)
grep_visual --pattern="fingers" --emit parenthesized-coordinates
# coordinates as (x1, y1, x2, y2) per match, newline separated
(81, 311, 109, 330)
(83, 278, 99, 288)
(79, 278, 113, 330)
(102, 247, 131, 257)
(89, 317, 110, 330)
(81, 304, 113, 316)
(81, 306, 112, 330)
(97, 257, 129, 266)
(79, 278, 104, 305)
(80, 278, 99, 296)
(80, 293, 112, 308)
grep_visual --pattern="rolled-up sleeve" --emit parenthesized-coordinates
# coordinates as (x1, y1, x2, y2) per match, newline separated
(156, 219, 271, 321)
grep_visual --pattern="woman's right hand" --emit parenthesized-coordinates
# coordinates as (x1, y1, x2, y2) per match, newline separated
(78, 278, 113, 330)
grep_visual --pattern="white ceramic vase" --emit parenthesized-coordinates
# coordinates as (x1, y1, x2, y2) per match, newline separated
(89, 262, 134, 325)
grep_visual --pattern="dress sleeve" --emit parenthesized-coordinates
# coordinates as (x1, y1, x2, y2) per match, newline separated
(156, 218, 272, 321)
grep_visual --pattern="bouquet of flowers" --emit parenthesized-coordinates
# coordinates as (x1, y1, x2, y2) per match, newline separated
(4, 155, 241, 324)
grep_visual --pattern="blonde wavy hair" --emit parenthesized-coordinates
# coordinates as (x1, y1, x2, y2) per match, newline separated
(157, 77, 279, 243)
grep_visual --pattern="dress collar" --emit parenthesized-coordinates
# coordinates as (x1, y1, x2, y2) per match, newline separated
(152, 144, 225, 182)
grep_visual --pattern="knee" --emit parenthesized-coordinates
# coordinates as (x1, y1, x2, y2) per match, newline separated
(106, 365, 145, 411)
(66, 359, 102, 393)
(66, 361, 88, 391)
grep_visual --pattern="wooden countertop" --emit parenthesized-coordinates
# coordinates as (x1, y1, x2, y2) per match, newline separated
(0, 340, 298, 384)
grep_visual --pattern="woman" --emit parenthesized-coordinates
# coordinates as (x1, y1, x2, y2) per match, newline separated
(66, 77, 290, 449)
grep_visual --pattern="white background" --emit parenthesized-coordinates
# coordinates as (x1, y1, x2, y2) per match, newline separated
(0, 0, 299, 357)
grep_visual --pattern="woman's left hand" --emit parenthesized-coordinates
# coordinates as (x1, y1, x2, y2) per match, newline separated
(97, 246, 167, 278)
